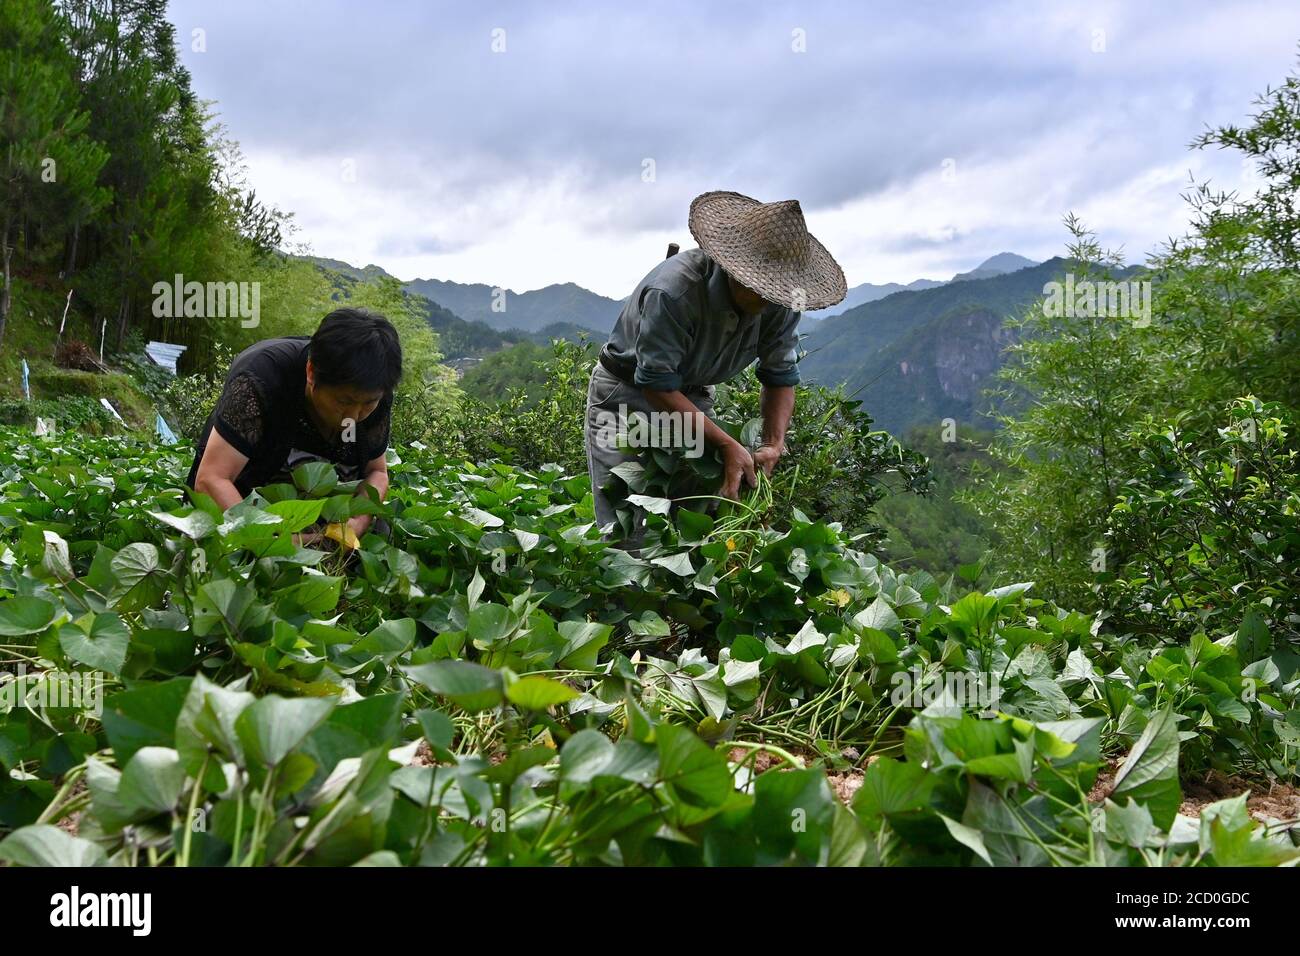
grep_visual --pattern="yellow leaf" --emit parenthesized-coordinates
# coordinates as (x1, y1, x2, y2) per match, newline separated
(324, 522, 361, 550)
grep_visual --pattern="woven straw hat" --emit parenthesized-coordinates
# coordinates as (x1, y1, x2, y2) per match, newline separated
(688, 191, 847, 311)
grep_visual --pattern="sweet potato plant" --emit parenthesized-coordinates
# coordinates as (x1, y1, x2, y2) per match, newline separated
(0, 428, 1296, 867)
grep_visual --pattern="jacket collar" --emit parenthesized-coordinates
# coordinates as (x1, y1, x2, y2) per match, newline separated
(704, 254, 739, 322)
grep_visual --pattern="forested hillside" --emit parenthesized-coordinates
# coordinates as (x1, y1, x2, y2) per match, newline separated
(800, 257, 1141, 434)
(303, 255, 611, 359)
(403, 276, 617, 335)
(804, 275, 945, 322)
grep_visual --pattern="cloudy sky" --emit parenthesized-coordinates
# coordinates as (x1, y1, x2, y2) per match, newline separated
(168, 0, 1300, 298)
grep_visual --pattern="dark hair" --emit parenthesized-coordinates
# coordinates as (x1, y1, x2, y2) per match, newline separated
(309, 308, 403, 393)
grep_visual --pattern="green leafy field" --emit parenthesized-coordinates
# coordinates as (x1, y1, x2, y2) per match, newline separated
(0, 430, 1296, 867)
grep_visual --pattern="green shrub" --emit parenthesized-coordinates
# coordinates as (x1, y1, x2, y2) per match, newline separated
(158, 345, 232, 440)
(1104, 397, 1299, 652)
(121, 347, 182, 407)
(416, 338, 591, 472)
(0, 396, 119, 433)
(28, 368, 153, 427)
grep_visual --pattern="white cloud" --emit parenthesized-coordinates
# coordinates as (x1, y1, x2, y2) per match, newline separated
(173, 0, 1300, 298)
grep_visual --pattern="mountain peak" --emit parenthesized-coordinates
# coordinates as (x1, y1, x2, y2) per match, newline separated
(951, 252, 1038, 283)
(400, 274, 617, 335)
(976, 252, 1037, 272)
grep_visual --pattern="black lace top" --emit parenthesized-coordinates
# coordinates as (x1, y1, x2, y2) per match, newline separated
(186, 337, 392, 498)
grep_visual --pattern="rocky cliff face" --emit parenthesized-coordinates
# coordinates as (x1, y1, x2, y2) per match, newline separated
(932, 307, 1017, 403)
(798, 260, 1070, 435)
(849, 305, 1015, 434)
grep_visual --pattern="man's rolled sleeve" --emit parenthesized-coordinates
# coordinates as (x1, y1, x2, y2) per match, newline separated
(633, 289, 693, 392)
(756, 308, 802, 388)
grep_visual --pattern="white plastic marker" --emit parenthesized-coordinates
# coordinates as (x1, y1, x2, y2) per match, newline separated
(58, 289, 73, 335)
(156, 413, 178, 443)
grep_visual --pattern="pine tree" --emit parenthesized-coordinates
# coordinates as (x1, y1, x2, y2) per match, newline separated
(0, 0, 108, 347)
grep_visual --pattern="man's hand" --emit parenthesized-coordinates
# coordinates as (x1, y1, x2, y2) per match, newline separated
(753, 444, 783, 478)
(344, 454, 388, 546)
(345, 515, 370, 545)
(720, 441, 757, 500)
(325, 521, 363, 550)
(758, 383, 795, 477)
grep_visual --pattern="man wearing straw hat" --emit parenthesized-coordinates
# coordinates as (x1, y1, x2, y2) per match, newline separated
(586, 190, 847, 541)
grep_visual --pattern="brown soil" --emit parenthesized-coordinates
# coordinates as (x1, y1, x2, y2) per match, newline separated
(55, 339, 107, 373)
(53, 778, 88, 838)
(726, 746, 877, 806)
(1179, 771, 1300, 822)
(727, 747, 786, 774)
(826, 769, 865, 805)
(410, 740, 438, 767)
(56, 810, 82, 838)
(1088, 758, 1300, 823)
(826, 754, 879, 806)
(1086, 758, 1122, 804)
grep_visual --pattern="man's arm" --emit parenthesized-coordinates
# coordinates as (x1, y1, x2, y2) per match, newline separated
(632, 288, 756, 498)
(347, 452, 389, 537)
(753, 384, 796, 476)
(642, 388, 755, 499)
(192, 429, 250, 511)
(752, 299, 802, 476)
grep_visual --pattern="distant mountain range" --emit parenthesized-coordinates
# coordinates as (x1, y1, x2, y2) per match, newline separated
(301, 256, 607, 358)
(950, 251, 1039, 283)
(307, 249, 1040, 340)
(804, 252, 1039, 323)
(401, 277, 618, 336)
(799, 255, 1139, 435)
(306, 250, 1126, 438)
(804, 277, 946, 324)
